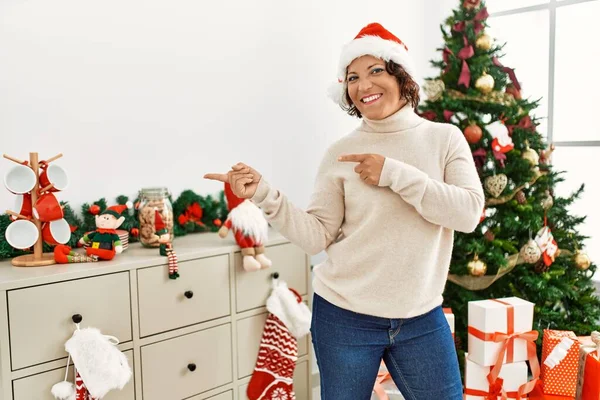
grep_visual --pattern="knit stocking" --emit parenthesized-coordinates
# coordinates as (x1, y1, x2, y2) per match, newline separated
(247, 314, 298, 400)
(75, 372, 98, 400)
(165, 243, 179, 279)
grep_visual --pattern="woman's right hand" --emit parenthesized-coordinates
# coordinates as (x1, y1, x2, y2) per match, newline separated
(204, 162, 262, 199)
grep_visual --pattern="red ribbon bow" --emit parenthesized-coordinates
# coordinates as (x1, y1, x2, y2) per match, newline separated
(178, 202, 206, 227)
(507, 115, 534, 135)
(493, 56, 521, 91)
(464, 377, 520, 400)
(452, 7, 489, 88)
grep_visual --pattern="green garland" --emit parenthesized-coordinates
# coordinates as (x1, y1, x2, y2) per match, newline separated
(0, 189, 228, 261)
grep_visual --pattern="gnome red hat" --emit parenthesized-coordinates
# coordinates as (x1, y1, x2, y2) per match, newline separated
(328, 22, 417, 107)
(224, 182, 245, 211)
(154, 209, 168, 236)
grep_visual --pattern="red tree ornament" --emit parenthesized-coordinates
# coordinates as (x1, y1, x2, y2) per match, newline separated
(464, 124, 483, 144)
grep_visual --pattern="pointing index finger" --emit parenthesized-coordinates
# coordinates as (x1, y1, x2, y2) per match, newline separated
(338, 154, 368, 163)
(203, 173, 229, 182)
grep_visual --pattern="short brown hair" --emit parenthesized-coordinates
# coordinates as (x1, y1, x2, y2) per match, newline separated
(342, 60, 420, 118)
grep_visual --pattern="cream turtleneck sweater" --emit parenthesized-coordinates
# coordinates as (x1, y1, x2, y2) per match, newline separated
(251, 104, 485, 318)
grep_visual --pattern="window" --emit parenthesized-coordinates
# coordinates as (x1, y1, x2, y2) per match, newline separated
(486, 0, 600, 275)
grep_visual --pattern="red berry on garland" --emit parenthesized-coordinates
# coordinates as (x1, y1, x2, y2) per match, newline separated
(131, 228, 139, 237)
(214, 218, 222, 227)
(89, 204, 100, 215)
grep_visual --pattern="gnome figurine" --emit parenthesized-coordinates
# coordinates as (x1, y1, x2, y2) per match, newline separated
(220, 182, 271, 272)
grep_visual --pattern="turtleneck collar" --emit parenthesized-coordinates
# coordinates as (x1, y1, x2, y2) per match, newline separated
(360, 102, 424, 134)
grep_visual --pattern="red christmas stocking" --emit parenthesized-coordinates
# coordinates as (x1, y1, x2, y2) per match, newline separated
(247, 280, 311, 400)
(247, 313, 298, 400)
(75, 372, 98, 400)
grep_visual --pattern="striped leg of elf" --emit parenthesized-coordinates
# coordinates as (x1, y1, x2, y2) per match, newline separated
(54, 245, 99, 263)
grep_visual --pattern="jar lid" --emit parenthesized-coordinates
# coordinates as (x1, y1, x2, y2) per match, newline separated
(139, 187, 170, 199)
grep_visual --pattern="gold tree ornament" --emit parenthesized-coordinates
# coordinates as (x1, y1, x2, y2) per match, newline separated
(423, 79, 445, 101)
(520, 239, 542, 264)
(574, 250, 591, 271)
(522, 144, 540, 167)
(475, 72, 495, 94)
(541, 190, 554, 210)
(485, 174, 508, 198)
(476, 33, 493, 51)
(468, 254, 487, 277)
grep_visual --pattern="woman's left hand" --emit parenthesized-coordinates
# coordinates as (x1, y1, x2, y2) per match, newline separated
(338, 153, 385, 185)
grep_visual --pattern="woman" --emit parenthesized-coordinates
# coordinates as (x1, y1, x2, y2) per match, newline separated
(205, 22, 484, 400)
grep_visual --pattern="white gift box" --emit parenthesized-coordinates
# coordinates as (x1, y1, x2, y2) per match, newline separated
(464, 352, 528, 400)
(468, 297, 534, 367)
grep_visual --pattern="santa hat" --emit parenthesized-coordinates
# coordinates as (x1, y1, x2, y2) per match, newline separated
(154, 209, 168, 235)
(100, 203, 131, 219)
(328, 22, 417, 107)
(224, 182, 245, 211)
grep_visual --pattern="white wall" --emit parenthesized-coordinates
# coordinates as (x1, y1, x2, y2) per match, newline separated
(0, 0, 425, 216)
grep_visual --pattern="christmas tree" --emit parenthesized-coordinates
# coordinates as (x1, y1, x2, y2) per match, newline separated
(418, 0, 599, 363)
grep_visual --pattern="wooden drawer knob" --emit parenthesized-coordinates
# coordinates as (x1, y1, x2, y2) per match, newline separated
(184, 290, 194, 299)
(187, 363, 196, 372)
(72, 314, 83, 324)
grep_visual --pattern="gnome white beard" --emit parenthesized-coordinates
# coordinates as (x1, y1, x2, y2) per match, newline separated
(228, 200, 268, 244)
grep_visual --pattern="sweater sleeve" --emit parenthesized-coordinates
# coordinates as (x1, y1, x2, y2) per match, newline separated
(251, 150, 345, 255)
(378, 125, 485, 233)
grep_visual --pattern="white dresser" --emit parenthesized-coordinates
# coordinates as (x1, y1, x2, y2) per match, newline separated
(0, 230, 313, 400)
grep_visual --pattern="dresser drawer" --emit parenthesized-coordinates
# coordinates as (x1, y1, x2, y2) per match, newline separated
(237, 312, 308, 379)
(235, 243, 307, 313)
(141, 324, 232, 400)
(8, 272, 132, 370)
(137, 254, 231, 336)
(293, 360, 310, 400)
(12, 350, 135, 400)
(190, 390, 233, 400)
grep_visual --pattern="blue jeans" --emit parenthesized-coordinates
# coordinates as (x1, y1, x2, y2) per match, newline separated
(311, 293, 463, 400)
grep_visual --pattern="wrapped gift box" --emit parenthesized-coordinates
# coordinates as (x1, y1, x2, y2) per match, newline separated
(468, 297, 534, 367)
(541, 330, 579, 397)
(464, 352, 528, 399)
(575, 336, 600, 400)
(444, 307, 455, 338)
(530, 380, 575, 399)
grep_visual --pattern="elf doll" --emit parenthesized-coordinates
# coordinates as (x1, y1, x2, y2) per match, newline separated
(154, 209, 179, 279)
(220, 182, 271, 272)
(78, 205, 126, 261)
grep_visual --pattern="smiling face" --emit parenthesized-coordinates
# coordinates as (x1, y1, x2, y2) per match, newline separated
(346, 55, 406, 120)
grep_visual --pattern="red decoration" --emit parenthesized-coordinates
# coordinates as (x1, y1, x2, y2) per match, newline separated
(89, 204, 100, 215)
(463, 0, 481, 9)
(464, 124, 483, 144)
(130, 228, 139, 237)
(177, 202, 206, 227)
(420, 110, 437, 121)
(214, 218, 222, 227)
(505, 84, 522, 100)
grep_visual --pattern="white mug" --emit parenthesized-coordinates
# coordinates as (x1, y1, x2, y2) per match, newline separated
(4, 164, 36, 194)
(5, 219, 39, 249)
